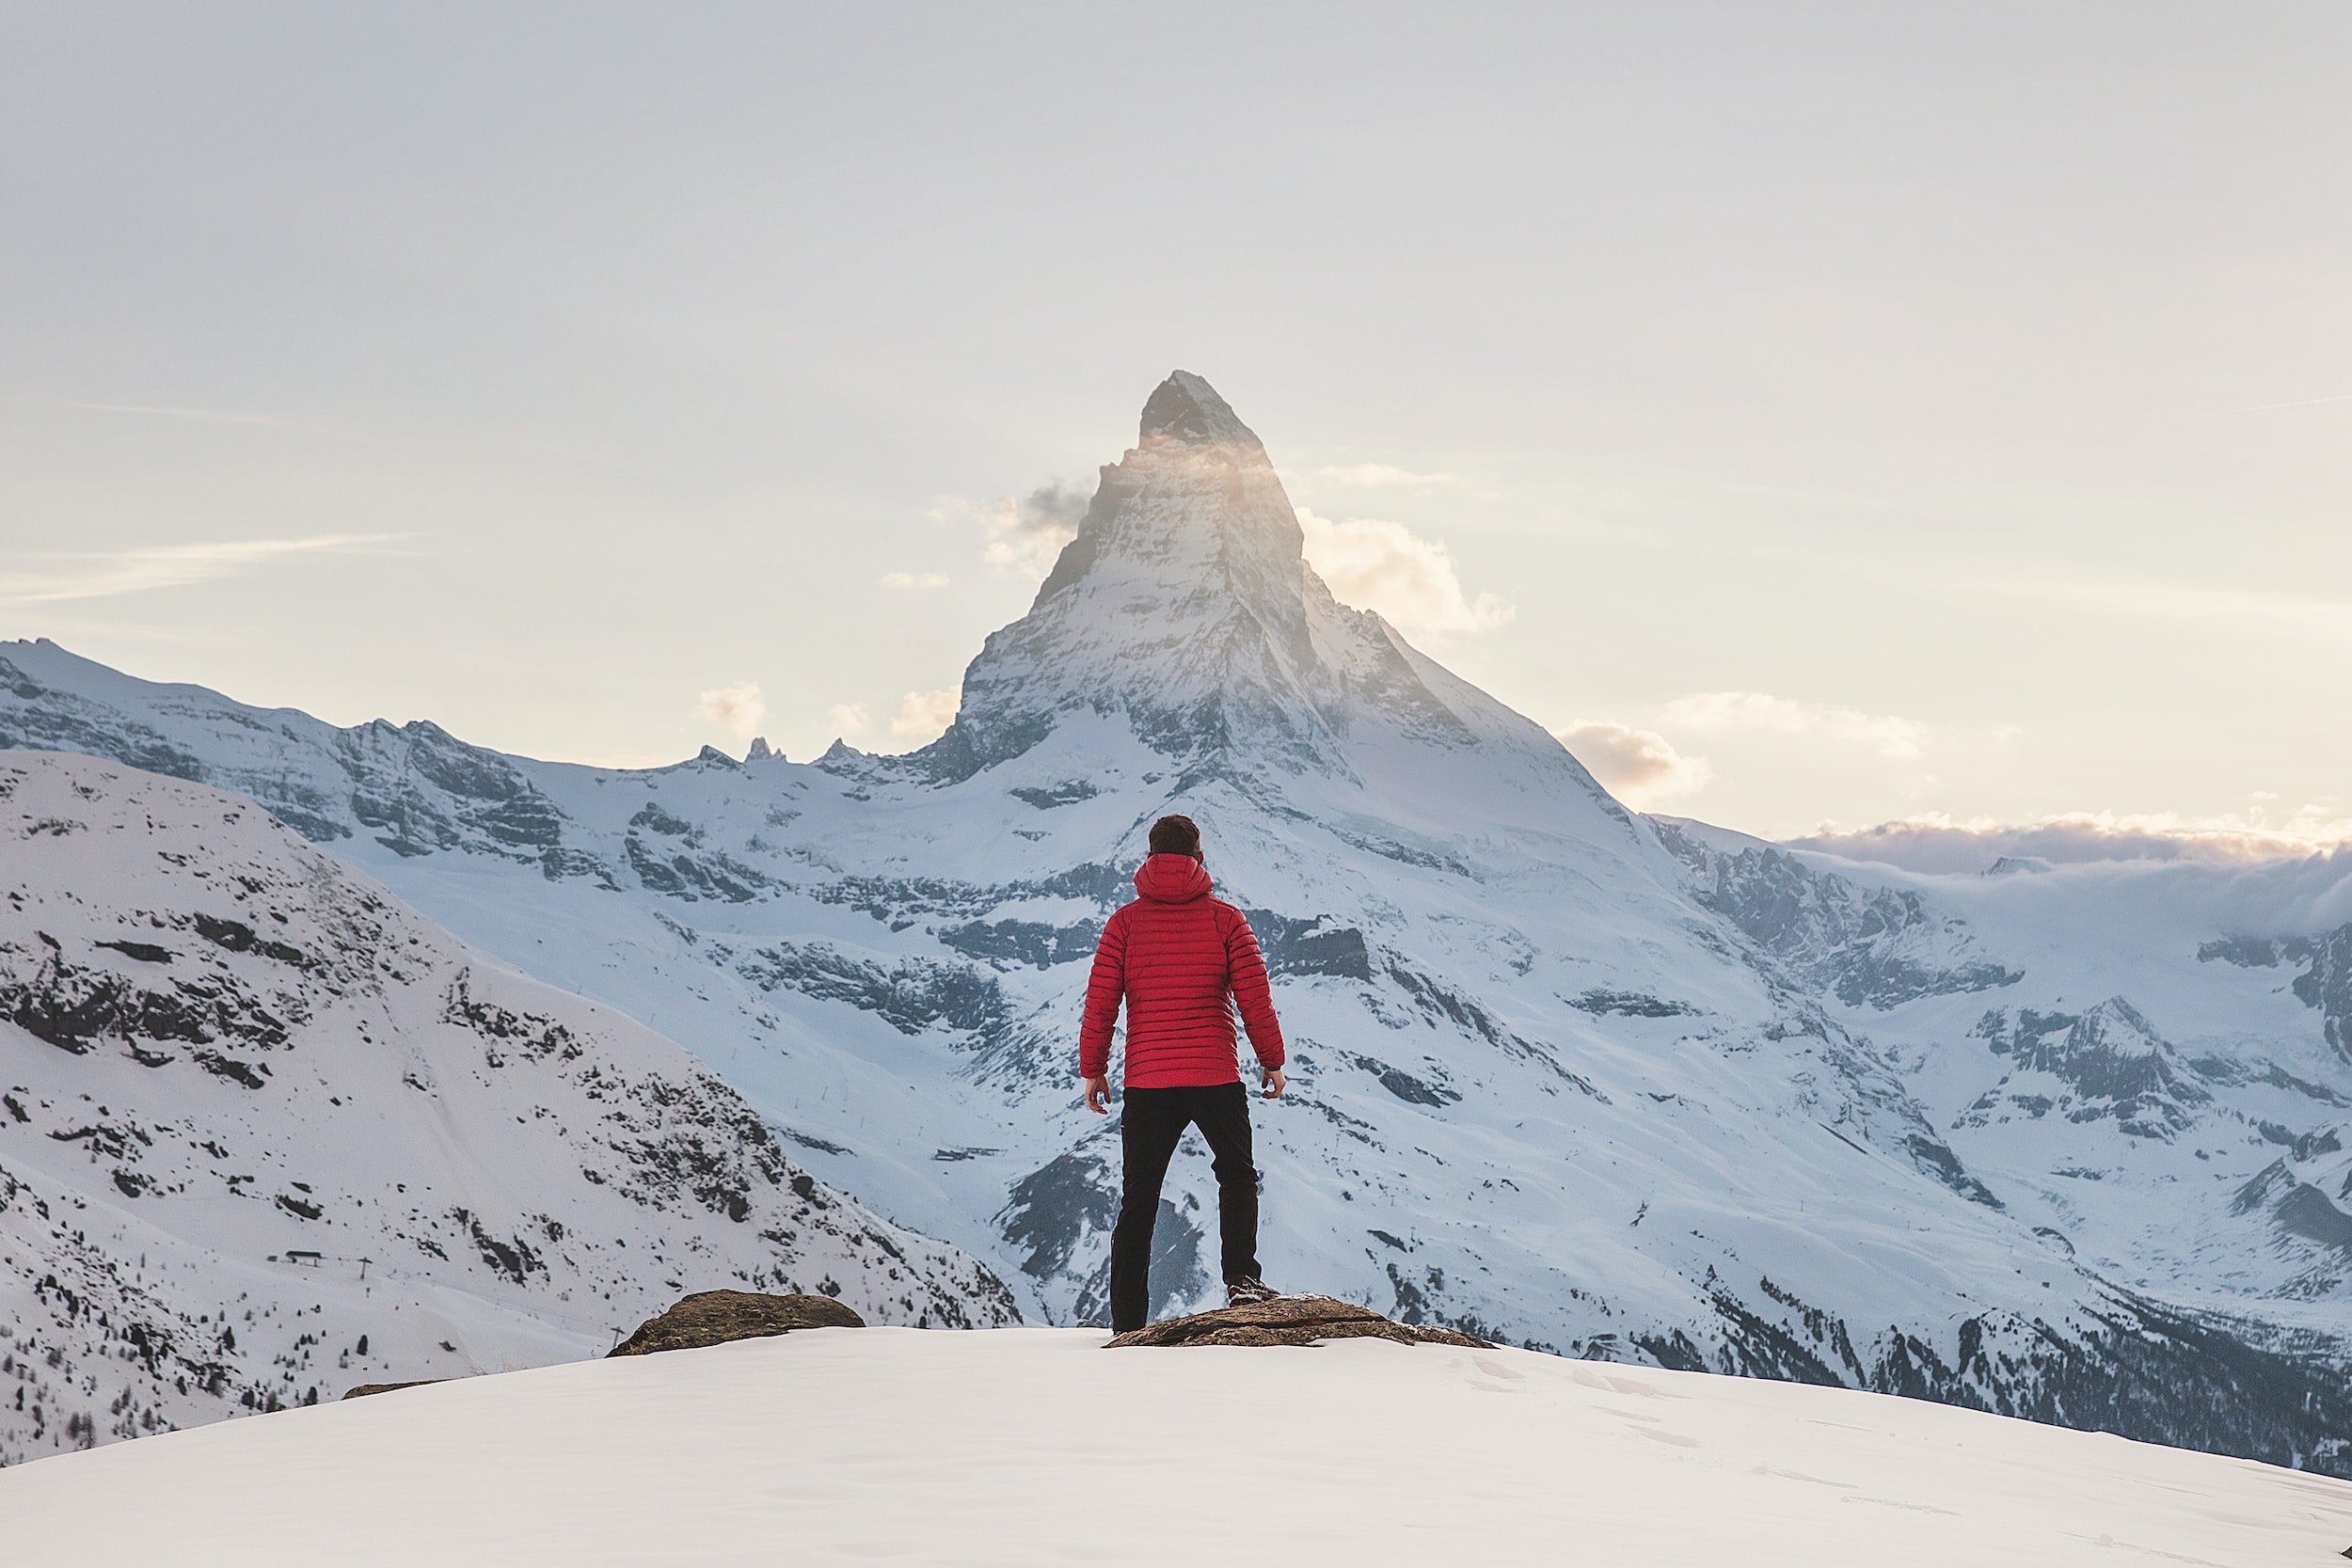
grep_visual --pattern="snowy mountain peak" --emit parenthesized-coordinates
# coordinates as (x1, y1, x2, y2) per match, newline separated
(922, 373, 1603, 800)
(1031, 372, 1302, 613)
(1136, 369, 1263, 453)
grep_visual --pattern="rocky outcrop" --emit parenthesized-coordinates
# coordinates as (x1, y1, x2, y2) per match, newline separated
(1105, 1295, 1489, 1350)
(342, 1380, 439, 1401)
(609, 1291, 866, 1356)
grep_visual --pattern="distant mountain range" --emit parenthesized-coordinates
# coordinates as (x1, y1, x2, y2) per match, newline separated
(4, 372, 2347, 1472)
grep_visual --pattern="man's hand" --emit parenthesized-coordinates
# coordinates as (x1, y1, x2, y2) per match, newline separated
(1082, 1075, 1110, 1115)
(1262, 1068, 1286, 1100)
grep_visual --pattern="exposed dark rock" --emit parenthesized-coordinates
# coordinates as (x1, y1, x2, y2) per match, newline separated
(1569, 990, 1699, 1019)
(1963, 1000, 2208, 1141)
(738, 941, 1006, 1036)
(1107, 1293, 1491, 1349)
(938, 918, 1098, 970)
(191, 912, 310, 968)
(1009, 782, 1098, 809)
(997, 1151, 1116, 1280)
(608, 1289, 865, 1356)
(1247, 911, 1374, 981)
(341, 1380, 441, 1401)
(1352, 1053, 1460, 1107)
(1657, 824, 2022, 1007)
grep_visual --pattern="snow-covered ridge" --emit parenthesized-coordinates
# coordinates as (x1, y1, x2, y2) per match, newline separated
(0, 752, 1014, 1464)
(5, 1329, 2349, 1567)
(3, 372, 2350, 1476)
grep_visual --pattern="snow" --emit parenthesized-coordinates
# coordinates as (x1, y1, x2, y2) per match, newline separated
(3, 372, 2349, 1470)
(0, 753, 1012, 1462)
(6, 1328, 2348, 1567)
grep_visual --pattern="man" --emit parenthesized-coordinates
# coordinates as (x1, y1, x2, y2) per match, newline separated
(1080, 813, 1286, 1334)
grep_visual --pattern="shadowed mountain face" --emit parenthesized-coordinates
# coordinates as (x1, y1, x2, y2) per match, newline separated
(4, 373, 2350, 1473)
(0, 753, 1016, 1464)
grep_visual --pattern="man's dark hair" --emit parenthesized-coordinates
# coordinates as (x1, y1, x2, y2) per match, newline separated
(1149, 814, 1202, 858)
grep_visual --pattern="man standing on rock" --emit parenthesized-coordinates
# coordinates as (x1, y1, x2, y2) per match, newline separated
(1080, 813, 1286, 1333)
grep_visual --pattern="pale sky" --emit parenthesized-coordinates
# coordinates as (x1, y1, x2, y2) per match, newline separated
(4, 5, 2348, 851)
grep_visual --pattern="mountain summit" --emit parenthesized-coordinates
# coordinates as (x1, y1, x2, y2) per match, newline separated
(928, 372, 1600, 800)
(1136, 368, 1265, 451)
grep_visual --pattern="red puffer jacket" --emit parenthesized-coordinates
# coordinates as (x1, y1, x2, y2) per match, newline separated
(1078, 854, 1286, 1088)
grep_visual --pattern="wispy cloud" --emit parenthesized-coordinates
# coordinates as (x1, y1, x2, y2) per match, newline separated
(1662, 691, 1928, 760)
(1788, 806, 2352, 871)
(881, 571, 949, 590)
(1303, 462, 1466, 492)
(1998, 577, 2352, 639)
(42, 399, 294, 428)
(0, 534, 405, 607)
(1553, 720, 1711, 808)
(825, 702, 871, 736)
(889, 688, 959, 742)
(2196, 391, 2352, 417)
(932, 480, 1092, 578)
(1297, 508, 1512, 639)
(694, 680, 767, 739)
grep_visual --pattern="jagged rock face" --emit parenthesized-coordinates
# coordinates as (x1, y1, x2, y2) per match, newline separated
(2233, 1157, 2352, 1299)
(0, 753, 1016, 1464)
(921, 372, 1559, 789)
(3, 373, 2352, 1476)
(1962, 1001, 2211, 1141)
(1655, 824, 2022, 1009)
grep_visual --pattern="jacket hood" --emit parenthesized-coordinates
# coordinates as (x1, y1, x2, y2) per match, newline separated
(1134, 853, 1214, 904)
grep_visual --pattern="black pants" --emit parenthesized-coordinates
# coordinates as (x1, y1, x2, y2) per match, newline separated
(1109, 1081, 1261, 1334)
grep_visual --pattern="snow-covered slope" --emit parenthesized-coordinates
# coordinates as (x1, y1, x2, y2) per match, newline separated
(0, 752, 1015, 1464)
(1663, 828, 2352, 1337)
(3, 373, 2347, 1473)
(6, 1328, 2349, 1568)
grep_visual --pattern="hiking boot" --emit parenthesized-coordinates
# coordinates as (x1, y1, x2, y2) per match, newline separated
(1226, 1276, 1279, 1307)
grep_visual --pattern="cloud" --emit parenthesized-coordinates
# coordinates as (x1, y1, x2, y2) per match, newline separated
(2199, 391, 2352, 416)
(1787, 808, 2352, 872)
(0, 534, 403, 606)
(880, 570, 950, 590)
(1295, 508, 1513, 639)
(825, 702, 871, 736)
(1661, 690, 1928, 761)
(1996, 577, 2352, 641)
(889, 688, 960, 742)
(693, 681, 768, 739)
(43, 399, 294, 427)
(931, 480, 1092, 578)
(1304, 463, 1466, 491)
(1553, 720, 1712, 808)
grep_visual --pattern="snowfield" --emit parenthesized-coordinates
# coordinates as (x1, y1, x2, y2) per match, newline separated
(4, 370, 2349, 1471)
(5, 1327, 2349, 1567)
